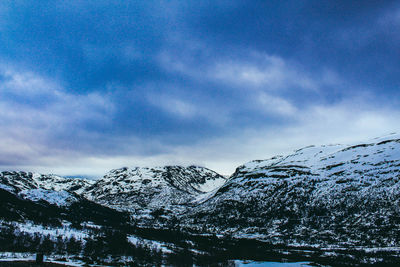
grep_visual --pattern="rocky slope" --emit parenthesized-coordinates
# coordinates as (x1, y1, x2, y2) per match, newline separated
(183, 134, 400, 248)
(0, 171, 95, 206)
(0, 171, 94, 195)
(83, 166, 227, 218)
(0, 166, 227, 220)
(1, 134, 400, 263)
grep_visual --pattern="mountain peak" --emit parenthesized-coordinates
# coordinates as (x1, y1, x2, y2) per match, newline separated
(83, 164, 227, 213)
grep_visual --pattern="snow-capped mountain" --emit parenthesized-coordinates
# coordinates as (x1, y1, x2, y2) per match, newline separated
(83, 166, 227, 215)
(0, 166, 227, 214)
(0, 171, 95, 207)
(1, 134, 400, 264)
(18, 189, 78, 207)
(0, 171, 95, 195)
(184, 134, 400, 248)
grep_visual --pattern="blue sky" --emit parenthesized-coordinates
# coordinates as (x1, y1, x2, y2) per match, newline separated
(1, 1, 399, 177)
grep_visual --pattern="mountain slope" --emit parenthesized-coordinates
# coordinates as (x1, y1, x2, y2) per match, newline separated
(184, 134, 400, 248)
(0, 171, 95, 195)
(83, 166, 226, 218)
(1, 135, 400, 264)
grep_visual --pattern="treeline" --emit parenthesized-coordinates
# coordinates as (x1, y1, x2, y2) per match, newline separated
(0, 223, 236, 266)
(3, 222, 400, 266)
(0, 188, 130, 229)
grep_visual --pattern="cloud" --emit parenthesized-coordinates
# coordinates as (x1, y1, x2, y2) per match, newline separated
(1, 44, 397, 178)
(147, 94, 197, 119)
(157, 45, 349, 123)
(0, 66, 115, 167)
(156, 99, 400, 175)
(3, 93, 397, 178)
(211, 54, 318, 91)
(145, 90, 231, 125)
(159, 49, 320, 92)
(0, 1, 398, 178)
(256, 92, 297, 116)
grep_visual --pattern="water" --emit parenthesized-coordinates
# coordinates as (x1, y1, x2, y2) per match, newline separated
(235, 260, 312, 267)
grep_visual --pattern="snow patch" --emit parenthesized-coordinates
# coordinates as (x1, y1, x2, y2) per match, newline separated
(195, 176, 226, 193)
(13, 221, 89, 241)
(0, 184, 15, 193)
(18, 189, 78, 206)
(127, 235, 174, 253)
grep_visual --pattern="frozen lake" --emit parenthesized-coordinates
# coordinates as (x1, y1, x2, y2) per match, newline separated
(236, 261, 312, 267)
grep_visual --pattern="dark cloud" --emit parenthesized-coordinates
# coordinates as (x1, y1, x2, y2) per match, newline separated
(0, 1, 399, 175)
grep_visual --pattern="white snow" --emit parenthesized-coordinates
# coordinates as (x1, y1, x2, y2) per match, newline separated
(0, 252, 35, 262)
(0, 184, 14, 193)
(18, 189, 78, 206)
(12, 221, 89, 241)
(81, 221, 102, 229)
(84, 165, 228, 213)
(0, 252, 86, 266)
(0, 171, 95, 197)
(195, 176, 226, 192)
(194, 186, 222, 203)
(193, 134, 400, 247)
(32, 174, 96, 193)
(127, 235, 174, 253)
(235, 260, 312, 266)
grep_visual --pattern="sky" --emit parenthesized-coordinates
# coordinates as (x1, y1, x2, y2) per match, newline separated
(1, 0, 400, 177)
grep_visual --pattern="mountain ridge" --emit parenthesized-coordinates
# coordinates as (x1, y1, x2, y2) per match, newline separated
(1, 134, 400, 264)
(182, 133, 400, 248)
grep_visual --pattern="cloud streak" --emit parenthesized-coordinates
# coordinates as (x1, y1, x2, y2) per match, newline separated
(0, 1, 399, 177)
(0, 66, 115, 166)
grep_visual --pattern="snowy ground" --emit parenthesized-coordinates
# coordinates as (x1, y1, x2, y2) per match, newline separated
(235, 261, 312, 267)
(18, 189, 78, 207)
(15, 221, 88, 241)
(0, 252, 86, 266)
(127, 235, 174, 253)
(0, 184, 14, 193)
(0, 220, 105, 243)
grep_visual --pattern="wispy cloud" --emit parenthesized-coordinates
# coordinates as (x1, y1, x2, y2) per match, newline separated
(211, 54, 319, 91)
(7, 89, 395, 178)
(145, 90, 231, 125)
(159, 49, 321, 92)
(158, 98, 400, 175)
(147, 93, 198, 119)
(0, 66, 115, 168)
(0, 1, 398, 177)
(157, 45, 347, 122)
(256, 92, 297, 116)
(2, 46, 398, 177)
